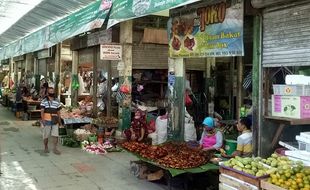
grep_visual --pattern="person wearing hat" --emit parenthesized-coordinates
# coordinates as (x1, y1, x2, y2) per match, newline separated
(199, 117, 223, 150)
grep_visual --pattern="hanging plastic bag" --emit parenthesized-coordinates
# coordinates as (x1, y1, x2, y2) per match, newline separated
(185, 92, 193, 106)
(156, 117, 168, 144)
(120, 78, 131, 94)
(184, 109, 196, 142)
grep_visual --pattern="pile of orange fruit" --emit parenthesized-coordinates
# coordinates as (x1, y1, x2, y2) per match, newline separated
(268, 164, 310, 190)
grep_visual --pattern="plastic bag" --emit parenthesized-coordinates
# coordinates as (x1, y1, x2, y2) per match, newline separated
(185, 92, 193, 106)
(156, 117, 168, 144)
(148, 132, 158, 145)
(184, 110, 197, 142)
(120, 78, 131, 94)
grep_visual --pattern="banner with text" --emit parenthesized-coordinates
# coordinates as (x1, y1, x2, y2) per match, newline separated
(168, 0, 244, 58)
(107, 0, 199, 28)
(0, 0, 110, 60)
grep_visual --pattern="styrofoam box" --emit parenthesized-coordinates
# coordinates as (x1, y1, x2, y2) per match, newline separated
(272, 95, 310, 119)
(273, 84, 310, 96)
(296, 135, 310, 152)
(300, 132, 310, 139)
(286, 75, 310, 85)
(285, 150, 310, 162)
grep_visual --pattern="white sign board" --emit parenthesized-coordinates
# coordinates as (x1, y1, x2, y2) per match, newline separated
(100, 44, 122, 60)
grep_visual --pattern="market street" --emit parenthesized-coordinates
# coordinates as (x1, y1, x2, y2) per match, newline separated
(0, 105, 166, 190)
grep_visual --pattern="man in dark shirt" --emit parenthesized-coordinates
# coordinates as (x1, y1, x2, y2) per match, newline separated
(40, 87, 62, 155)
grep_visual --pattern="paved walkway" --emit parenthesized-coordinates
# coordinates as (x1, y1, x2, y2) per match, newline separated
(0, 105, 166, 190)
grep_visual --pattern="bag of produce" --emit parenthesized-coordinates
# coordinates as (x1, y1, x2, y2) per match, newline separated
(156, 117, 168, 144)
(184, 110, 197, 142)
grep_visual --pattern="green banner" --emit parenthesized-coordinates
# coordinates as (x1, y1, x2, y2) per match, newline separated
(107, 0, 199, 28)
(0, 0, 110, 60)
(49, 0, 109, 44)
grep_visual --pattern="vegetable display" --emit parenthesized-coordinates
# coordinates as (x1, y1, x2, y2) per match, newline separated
(92, 116, 118, 127)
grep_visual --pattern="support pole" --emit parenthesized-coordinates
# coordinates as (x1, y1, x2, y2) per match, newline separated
(252, 15, 262, 156)
(237, 57, 244, 119)
(107, 60, 112, 117)
(71, 51, 78, 106)
(167, 58, 185, 141)
(93, 46, 98, 117)
(119, 20, 133, 130)
(55, 43, 61, 97)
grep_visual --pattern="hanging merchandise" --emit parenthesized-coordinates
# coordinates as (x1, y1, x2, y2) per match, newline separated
(120, 77, 131, 94)
(185, 92, 193, 106)
(71, 75, 80, 90)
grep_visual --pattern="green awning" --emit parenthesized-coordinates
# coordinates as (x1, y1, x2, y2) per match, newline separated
(107, 0, 200, 28)
(0, 0, 201, 60)
(0, 0, 110, 60)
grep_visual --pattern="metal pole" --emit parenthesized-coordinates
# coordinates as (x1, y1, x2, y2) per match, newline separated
(107, 60, 112, 117)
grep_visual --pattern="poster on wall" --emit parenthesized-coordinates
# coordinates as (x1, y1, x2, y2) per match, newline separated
(168, 0, 244, 58)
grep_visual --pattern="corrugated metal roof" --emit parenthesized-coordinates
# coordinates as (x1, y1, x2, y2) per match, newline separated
(0, 0, 96, 47)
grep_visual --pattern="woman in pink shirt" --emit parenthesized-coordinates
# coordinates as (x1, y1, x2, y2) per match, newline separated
(199, 117, 223, 150)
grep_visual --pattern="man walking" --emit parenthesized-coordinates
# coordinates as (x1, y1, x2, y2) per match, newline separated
(40, 87, 62, 155)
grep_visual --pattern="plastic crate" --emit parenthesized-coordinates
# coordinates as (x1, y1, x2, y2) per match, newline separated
(273, 84, 310, 96)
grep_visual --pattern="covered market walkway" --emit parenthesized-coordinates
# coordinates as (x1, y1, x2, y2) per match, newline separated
(0, 105, 166, 190)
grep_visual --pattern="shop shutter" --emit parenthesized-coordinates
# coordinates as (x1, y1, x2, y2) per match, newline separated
(132, 44, 168, 69)
(262, 1, 310, 67)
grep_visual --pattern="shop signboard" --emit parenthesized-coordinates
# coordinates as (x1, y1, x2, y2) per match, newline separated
(87, 29, 112, 47)
(37, 48, 52, 59)
(100, 44, 122, 60)
(168, 0, 244, 58)
(107, 0, 200, 28)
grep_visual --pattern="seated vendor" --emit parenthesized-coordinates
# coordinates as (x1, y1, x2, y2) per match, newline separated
(223, 117, 253, 158)
(199, 117, 223, 150)
(124, 109, 147, 142)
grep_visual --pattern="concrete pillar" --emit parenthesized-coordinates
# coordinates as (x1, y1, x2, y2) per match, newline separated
(119, 20, 133, 130)
(167, 58, 185, 141)
(206, 57, 215, 116)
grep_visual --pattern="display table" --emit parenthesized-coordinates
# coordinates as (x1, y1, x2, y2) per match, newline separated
(62, 117, 93, 125)
(130, 151, 218, 190)
(125, 148, 219, 176)
(264, 116, 310, 148)
(23, 98, 41, 120)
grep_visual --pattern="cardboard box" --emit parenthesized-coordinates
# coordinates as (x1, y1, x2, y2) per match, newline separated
(271, 95, 310, 119)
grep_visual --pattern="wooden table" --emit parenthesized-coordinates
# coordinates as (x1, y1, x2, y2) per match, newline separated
(23, 98, 41, 120)
(264, 116, 310, 148)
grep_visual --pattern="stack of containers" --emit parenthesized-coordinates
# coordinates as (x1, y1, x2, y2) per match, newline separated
(283, 132, 310, 166)
(296, 132, 310, 152)
(271, 75, 310, 119)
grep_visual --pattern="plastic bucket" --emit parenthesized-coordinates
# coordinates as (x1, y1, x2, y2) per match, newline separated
(225, 139, 237, 155)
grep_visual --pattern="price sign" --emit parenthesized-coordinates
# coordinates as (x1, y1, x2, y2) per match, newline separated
(100, 44, 122, 61)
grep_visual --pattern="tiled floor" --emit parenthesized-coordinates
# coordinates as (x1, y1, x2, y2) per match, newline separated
(0, 106, 166, 190)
